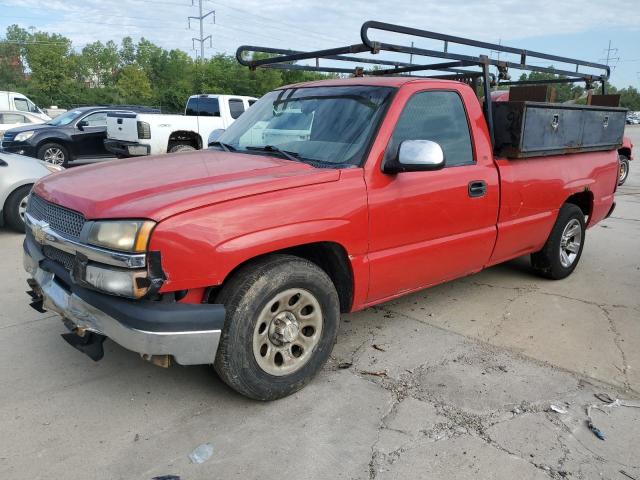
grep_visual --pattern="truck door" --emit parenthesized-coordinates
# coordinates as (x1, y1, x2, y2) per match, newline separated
(365, 87, 499, 302)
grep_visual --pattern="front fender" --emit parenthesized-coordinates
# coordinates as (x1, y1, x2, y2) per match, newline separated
(149, 171, 369, 292)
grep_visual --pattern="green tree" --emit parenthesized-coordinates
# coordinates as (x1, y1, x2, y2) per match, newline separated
(80, 40, 120, 87)
(116, 65, 152, 104)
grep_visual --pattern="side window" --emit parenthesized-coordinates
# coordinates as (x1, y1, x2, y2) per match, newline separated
(185, 98, 199, 116)
(3, 113, 26, 123)
(385, 91, 474, 167)
(14, 98, 29, 112)
(229, 99, 245, 119)
(248, 99, 257, 107)
(199, 97, 220, 117)
(82, 112, 108, 127)
(27, 99, 39, 113)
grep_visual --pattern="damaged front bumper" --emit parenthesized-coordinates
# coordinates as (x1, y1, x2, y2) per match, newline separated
(24, 238, 225, 366)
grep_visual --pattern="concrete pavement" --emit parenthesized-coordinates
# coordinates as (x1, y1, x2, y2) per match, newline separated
(0, 127, 638, 479)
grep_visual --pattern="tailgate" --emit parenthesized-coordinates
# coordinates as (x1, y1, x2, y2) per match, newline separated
(107, 112, 139, 142)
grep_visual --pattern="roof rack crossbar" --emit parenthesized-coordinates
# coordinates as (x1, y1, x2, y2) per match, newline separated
(370, 60, 477, 76)
(237, 45, 413, 68)
(360, 20, 610, 77)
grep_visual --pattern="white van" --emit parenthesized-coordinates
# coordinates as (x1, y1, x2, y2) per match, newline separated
(0, 92, 51, 122)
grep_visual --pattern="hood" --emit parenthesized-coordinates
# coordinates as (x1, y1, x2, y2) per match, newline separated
(4, 123, 59, 135)
(33, 150, 340, 221)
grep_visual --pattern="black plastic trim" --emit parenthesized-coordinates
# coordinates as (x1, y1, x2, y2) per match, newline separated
(30, 245, 225, 333)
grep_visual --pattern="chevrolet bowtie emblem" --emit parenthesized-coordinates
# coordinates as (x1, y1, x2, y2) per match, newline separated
(32, 222, 49, 244)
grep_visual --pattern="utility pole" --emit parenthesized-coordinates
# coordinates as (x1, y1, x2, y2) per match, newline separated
(409, 41, 414, 65)
(188, 0, 215, 62)
(600, 40, 620, 70)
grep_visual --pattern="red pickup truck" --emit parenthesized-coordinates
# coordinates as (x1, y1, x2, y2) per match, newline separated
(23, 75, 619, 399)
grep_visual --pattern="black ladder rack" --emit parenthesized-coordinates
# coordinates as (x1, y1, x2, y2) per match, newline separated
(236, 20, 611, 145)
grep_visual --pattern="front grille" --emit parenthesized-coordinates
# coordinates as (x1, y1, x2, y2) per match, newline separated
(27, 195, 85, 240)
(43, 245, 76, 271)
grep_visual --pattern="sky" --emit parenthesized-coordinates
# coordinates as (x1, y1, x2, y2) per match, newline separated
(1, 0, 639, 89)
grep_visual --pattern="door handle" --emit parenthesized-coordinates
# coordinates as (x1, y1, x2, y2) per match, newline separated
(468, 180, 487, 198)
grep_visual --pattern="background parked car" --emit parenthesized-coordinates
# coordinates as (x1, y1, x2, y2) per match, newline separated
(0, 111, 45, 137)
(0, 105, 158, 167)
(0, 150, 64, 232)
(0, 91, 50, 122)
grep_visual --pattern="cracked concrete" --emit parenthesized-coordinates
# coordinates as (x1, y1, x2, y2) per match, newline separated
(0, 126, 638, 479)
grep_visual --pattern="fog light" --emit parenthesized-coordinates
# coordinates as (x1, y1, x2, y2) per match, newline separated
(84, 265, 149, 298)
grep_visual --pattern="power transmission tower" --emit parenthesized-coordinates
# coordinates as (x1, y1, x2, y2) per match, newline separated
(188, 0, 215, 62)
(600, 40, 620, 71)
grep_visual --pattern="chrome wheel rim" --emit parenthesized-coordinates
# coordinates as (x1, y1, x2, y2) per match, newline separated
(253, 288, 323, 376)
(18, 194, 29, 223)
(619, 159, 628, 182)
(43, 147, 64, 165)
(559, 218, 582, 268)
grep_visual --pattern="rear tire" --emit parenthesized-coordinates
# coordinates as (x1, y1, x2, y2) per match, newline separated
(214, 254, 340, 401)
(4, 185, 32, 233)
(618, 155, 630, 186)
(37, 142, 69, 167)
(168, 144, 196, 153)
(531, 203, 586, 280)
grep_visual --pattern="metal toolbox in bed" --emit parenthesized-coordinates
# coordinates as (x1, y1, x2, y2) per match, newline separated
(492, 101, 626, 158)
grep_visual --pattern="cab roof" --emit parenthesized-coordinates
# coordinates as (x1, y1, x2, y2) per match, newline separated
(279, 76, 462, 90)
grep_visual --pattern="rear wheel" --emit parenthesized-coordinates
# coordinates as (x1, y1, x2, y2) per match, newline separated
(37, 142, 69, 167)
(168, 144, 196, 153)
(4, 185, 32, 233)
(214, 255, 340, 400)
(531, 203, 586, 280)
(618, 155, 630, 186)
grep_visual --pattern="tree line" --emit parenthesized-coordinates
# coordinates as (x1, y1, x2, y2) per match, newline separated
(0, 25, 327, 113)
(1, 25, 639, 113)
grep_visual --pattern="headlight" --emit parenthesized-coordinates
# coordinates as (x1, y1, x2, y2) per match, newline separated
(39, 161, 65, 173)
(15, 131, 35, 142)
(87, 220, 155, 252)
(84, 265, 150, 298)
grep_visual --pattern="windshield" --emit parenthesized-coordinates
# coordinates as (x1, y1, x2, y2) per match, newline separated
(216, 85, 394, 167)
(46, 110, 84, 126)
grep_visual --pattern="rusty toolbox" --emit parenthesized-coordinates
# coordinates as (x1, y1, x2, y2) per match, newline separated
(492, 101, 626, 158)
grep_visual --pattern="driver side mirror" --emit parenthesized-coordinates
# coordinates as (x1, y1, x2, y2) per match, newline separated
(383, 139, 445, 174)
(77, 120, 88, 130)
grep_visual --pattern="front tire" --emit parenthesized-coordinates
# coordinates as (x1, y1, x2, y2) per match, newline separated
(214, 255, 340, 401)
(37, 142, 69, 167)
(4, 185, 32, 233)
(531, 203, 586, 280)
(618, 155, 630, 186)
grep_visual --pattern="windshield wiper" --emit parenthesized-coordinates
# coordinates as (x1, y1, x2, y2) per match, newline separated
(245, 145, 300, 162)
(210, 141, 236, 152)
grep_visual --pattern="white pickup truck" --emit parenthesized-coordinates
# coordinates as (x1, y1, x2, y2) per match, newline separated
(104, 94, 256, 157)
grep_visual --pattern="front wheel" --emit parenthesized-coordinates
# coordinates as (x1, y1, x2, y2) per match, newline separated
(618, 155, 630, 186)
(531, 203, 586, 280)
(4, 185, 32, 233)
(214, 255, 340, 400)
(37, 142, 69, 167)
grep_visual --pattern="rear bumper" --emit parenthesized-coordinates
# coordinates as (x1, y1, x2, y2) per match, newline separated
(23, 239, 225, 365)
(104, 139, 150, 157)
